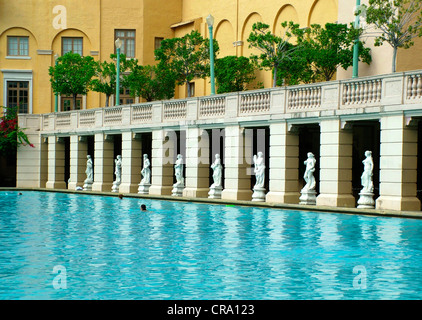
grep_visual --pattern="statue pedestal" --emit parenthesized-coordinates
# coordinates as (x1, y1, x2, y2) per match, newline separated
(83, 180, 93, 191)
(299, 189, 317, 205)
(112, 181, 121, 193)
(138, 183, 151, 195)
(357, 191, 375, 209)
(252, 187, 266, 202)
(172, 183, 184, 197)
(208, 185, 223, 199)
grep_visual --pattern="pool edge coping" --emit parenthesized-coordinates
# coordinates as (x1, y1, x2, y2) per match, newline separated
(2, 187, 422, 220)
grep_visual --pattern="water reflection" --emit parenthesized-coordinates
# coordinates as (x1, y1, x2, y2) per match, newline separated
(316, 214, 341, 249)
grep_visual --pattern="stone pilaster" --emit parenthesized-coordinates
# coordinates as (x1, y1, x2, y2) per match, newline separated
(119, 132, 142, 193)
(183, 127, 210, 198)
(68, 135, 88, 190)
(45, 136, 66, 189)
(16, 134, 47, 188)
(376, 115, 421, 211)
(221, 125, 252, 201)
(149, 129, 174, 196)
(265, 122, 300, 204)
(91, 133, 114, 192)
(316, 119, 355, 207)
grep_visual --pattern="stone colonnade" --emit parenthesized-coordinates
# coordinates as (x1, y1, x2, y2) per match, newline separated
(42, 114, 421, 211)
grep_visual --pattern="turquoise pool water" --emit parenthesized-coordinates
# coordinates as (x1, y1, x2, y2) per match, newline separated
(1, 190, 422, 300)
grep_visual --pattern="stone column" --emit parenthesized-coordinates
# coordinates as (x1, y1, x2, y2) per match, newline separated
(91, 133, 114, 192)
(376, 115, 420, 211)
(265, 122, 300, 204)
(149, 129, 174, 196)
(316, 119, 355, 207)
(45, 136, 66, 189)
(16, 134, 47, 188)
(183, 127, 210, 198)
(221, 125, 252, 201)
(119, 132, 142, 193)
(68, 135, 88, 190)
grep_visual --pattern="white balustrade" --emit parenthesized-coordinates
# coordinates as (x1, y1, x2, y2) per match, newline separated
(33, 70, 422, 133)
(55, 113, 71, 129)
(199, 97, 225, 118)
(287, 86, 321, 110)
(78, 110, 96, 127)
(132, 104, 153, 123)
(239, 91, 270, 114)
(406, 74, 422, 100)
(342, 79, 381, 106)
(104, 107, 123, 125)
(163, 101, 187, 120)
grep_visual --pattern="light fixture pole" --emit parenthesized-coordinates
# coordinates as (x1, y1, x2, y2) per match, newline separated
(352, 0, 361, 78)
(115, 38, 122, 106)
(206, 14, 216, 95)
(54, 54, 59, 112)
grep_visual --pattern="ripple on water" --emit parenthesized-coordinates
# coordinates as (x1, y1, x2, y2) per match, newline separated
(1, 191, 422, 300)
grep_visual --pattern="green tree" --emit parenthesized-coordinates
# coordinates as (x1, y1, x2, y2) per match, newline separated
(275, 45, 314, 86)
(90, 53, 132, 107)
(49, 52, 96, 110)
(214, 56, 256, 93)
(247, 21, 302, 87)
(126, 63, 176, 102)
(297, 23, 371, 81)
(155, 30, 219, 97)
(360, 0, 422, 72)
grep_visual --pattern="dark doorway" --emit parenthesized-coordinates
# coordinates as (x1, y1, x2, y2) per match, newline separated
(418, 121, 422, 202)
(248, 127, 270, 191)
(64, 137, 70, 188)
(298, 124, 320, 194)
(141, 132, 152, 161)
(173, 130, 186, 185)
(87, 136, 95, 161)
(207, 128, 225, 188)
(352, 121, 380, 202)
(113, 134, 122, 159)
(0, 152, 16, 187)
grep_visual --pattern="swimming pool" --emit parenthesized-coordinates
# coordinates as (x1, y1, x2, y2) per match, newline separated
(1, 190, 422, 300)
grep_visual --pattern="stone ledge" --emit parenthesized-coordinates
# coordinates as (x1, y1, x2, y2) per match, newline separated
(3, 187, 422, 220)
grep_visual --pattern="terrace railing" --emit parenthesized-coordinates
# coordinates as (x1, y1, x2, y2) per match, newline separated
(21, 70, 422, 133)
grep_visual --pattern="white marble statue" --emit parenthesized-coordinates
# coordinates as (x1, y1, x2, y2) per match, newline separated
(85, 155, 93, 183)
(302, 152, 316, 192)
(299, 152, 317, 205)
(140, 154, 151, 185)
(174, 154, 184, 186)
(114, 155, 122, 184)
(210, 154, 222, 188)
(361, 150, 374, 193)
(253, 151, 265, 189)
(357, 150, 375, 209)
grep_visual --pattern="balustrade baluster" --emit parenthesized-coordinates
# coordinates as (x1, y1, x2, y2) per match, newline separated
(375, 80, 381, 102)
(300, 89, 305, 109)
(417, 75, 422, 98)
(310, 88, 315, 107)
(411, 75, 418, 98)
(362, 81, 368, 103)
(367, 81, 373, 103)
(407, 76, 413, 99)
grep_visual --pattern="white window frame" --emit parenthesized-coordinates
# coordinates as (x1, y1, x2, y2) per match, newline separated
(1, 69, 33, 114)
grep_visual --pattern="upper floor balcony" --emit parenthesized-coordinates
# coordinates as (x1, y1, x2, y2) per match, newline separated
(23, 69, 422, 133)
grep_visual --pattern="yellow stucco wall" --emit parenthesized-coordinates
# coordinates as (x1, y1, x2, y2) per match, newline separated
(2, 0, 422, 115)
(180, 0, 339, 90)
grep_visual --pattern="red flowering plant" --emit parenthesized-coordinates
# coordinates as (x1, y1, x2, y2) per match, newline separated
(0, 105, 34, 157)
